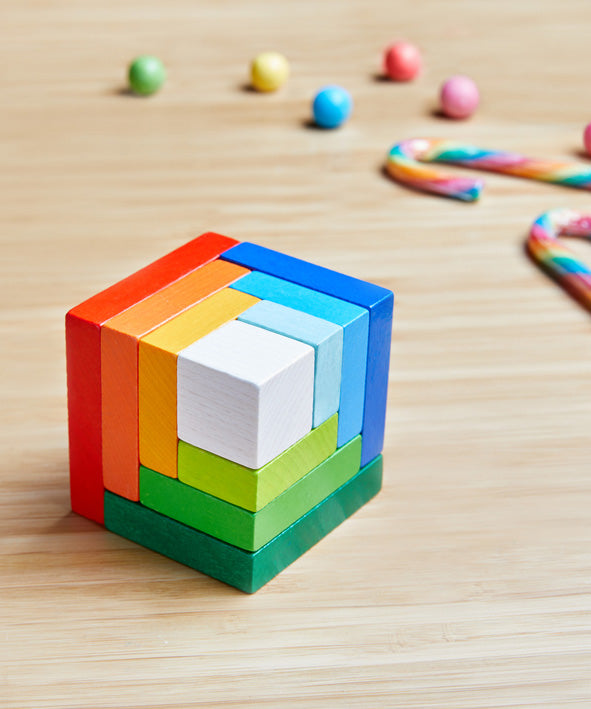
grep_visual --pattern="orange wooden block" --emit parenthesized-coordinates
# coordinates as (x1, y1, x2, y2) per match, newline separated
(101, 259, 250, 501)
(138, 288, 260, 478)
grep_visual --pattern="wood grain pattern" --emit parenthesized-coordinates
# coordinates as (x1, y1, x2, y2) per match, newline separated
(3, 0, 591, 706)
(101, 258, 248, 501)
(138, 288, 259, 477)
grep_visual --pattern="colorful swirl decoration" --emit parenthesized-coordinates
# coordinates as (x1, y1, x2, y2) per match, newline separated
(386, 138, 591, 201)
(527, 209, 591, 311)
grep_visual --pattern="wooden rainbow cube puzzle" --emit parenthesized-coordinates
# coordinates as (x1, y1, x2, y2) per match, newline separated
(66, 233, 394, 592)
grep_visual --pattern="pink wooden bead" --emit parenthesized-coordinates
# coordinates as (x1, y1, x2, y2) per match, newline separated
(440, 75, 479, 119)
(583, 123, 591, 156)
(383, 41, 421, 82)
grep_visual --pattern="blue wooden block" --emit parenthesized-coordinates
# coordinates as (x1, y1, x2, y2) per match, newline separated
(222, 243, 394, 465)
(238, 300, 343, 428)
(230, 272, 368, 448)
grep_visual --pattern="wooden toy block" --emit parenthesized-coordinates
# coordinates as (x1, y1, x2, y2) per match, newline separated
(141, 435, 362, 551)
(101, 259, 250, 502)
(138, 288, 259, 478)
(105, 454, 383, 593)
(68, 233, 392, 590)
(178, 413, 338, 512)
(66, 231, 238, 524)
(229, 271, 368, 449)
(177, 320, 315, 469)
(222, 242, 394, 467)
(237, 300, 343, 428)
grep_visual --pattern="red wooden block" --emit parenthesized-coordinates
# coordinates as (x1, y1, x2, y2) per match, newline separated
(65, 232, 238, 524)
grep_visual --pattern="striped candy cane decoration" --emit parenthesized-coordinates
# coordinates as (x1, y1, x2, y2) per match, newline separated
(527, 209, 591, 311)
(386, 138, 591, 201)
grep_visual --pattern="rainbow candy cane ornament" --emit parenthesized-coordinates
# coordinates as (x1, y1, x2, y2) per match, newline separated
(527, 209, 591, 311)
(386, 138, 591, 201)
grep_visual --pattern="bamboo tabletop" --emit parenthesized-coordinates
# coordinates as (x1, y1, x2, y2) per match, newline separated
(1, 1, 590, 707)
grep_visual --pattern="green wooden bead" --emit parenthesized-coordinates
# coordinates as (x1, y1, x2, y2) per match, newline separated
(128, 55, 166, 96)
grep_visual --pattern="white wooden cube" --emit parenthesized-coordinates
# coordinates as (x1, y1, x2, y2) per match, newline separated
(177, 320, 315, 469)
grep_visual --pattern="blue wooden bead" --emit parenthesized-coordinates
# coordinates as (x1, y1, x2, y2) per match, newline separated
(312, 85, 352, 129)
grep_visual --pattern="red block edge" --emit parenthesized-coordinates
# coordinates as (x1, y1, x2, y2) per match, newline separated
(65, 232, 239, 524)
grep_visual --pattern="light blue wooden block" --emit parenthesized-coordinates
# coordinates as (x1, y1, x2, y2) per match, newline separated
(231, 272, 368, 447)
(238, 300, 343, 428)
(221, 242, 393, 467)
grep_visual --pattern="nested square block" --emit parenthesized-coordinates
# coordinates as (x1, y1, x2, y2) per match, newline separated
(66, 231, 393, 593)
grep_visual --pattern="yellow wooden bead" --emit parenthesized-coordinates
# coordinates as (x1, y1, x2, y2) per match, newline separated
(250, 52, 289, 92)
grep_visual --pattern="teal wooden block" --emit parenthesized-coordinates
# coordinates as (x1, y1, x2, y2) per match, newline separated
(104, 455, 383, 593)
(140, 436, 362, 551)
(230, 271, 368, 448)
(238, 300, 343, 428)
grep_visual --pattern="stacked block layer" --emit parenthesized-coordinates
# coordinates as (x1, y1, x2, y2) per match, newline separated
(66, 232, 394, 592)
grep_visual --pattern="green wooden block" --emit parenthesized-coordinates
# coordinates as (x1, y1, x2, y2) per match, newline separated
(177, 413, 338, 512)
(104, 454, 382, 593)
(141, 436, 361, 551)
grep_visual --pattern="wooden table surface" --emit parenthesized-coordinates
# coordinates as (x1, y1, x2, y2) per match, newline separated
(2, 1, 590, 706)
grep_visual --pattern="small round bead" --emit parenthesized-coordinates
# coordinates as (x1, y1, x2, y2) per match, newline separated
(383, 41, 421, 82)
(440, 75, 479, 119)
(128, 55, 166, 96)
(312, 85, 353, 129)
(250, 52, 290, 92)
(583, 123, 591, 156)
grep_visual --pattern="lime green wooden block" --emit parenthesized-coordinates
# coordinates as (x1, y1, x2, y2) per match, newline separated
(141, 435, 362, 551)
(177, 413, 338, 512)
(105, 455, 383, 593)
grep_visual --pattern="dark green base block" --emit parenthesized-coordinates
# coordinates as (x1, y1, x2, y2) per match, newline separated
(104, 455, 382, 593)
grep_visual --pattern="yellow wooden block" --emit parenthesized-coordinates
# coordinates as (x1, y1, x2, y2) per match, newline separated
(138, 288, 259, 477)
